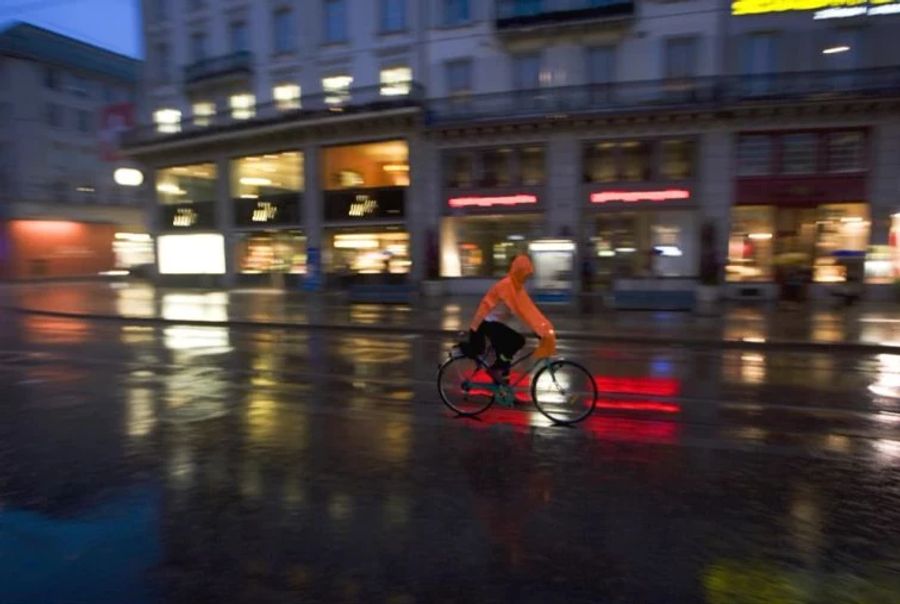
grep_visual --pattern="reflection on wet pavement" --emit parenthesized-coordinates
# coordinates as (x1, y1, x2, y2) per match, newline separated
(2, 315, 900, 602)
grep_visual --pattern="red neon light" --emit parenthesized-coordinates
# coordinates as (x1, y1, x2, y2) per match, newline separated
(448, 194, 538, 209)
(590, 189, 690, 204)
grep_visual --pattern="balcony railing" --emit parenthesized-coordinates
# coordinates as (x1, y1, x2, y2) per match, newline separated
(184, 51, 253, 85)
(495, 0, 634, 28)
(125, 83, 424, 147)
(427, 67, 900, 124)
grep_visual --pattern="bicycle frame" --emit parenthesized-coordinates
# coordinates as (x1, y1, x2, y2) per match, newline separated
(464, 346, 552, 395)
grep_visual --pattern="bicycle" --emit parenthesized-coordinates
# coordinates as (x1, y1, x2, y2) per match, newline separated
(437, 338, 598, 425)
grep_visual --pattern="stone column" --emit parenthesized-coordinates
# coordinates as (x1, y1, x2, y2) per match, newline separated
(544, 134, 581, 240)
(697, 128, 736, 273)
(302, 143, 323, 293)
(868, 120, 900, 248)
(215, 155, 235, 288)
(406, 132, 431, 284)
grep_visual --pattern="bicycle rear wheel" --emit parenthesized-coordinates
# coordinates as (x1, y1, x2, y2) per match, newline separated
(531, 360, 597, 425)
(438, 356, 495, 417)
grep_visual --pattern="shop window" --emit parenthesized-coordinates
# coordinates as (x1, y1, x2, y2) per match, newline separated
(737, 135, 772, 176)
(622, 141, 651, 182)
(323, 74, 353, 105)
(274, 83, 301, 110)
(481, 148, 514, 187)
(273, 7, 295, 54)
(441, 215, 539, 278)
(380, 66, 412, 97)
(591, 211, 697, 280)
(158, 234, 225, 275)
(192, 101, 215, 127)
(231, 151, 304, 199)
(153, 108, 181, 134)
(156, 163, 217, 205)
(230, 93, 256, 120)
(814, 203, 869, 283)
(322, 140, 409, 190)
(238, 231, 307, 274)
(584, 142, 617, 183)
(444, 151, 474, 188)
(660, 139, 695, 180)
(330, 231, 410, 274)
(727, 206, 775, 282)
(781, 133, 817, 174)
(827, 131, 865, 173)
(520, 146, 545, 186)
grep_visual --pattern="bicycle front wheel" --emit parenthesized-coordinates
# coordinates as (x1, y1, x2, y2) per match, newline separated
(531, 360, 597, 425)
(437, 356, 495, 417)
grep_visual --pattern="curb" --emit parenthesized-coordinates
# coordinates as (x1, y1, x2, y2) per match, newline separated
(9, 305, 900, 355)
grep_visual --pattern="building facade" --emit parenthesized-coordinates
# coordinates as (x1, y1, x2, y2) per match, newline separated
(0, 23, 151, 280)
(129, 0, 900, 301)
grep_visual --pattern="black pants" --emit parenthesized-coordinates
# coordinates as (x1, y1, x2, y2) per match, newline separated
(478, 321, 525, 367)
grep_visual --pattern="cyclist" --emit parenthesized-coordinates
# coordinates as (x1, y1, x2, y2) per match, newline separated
(462, 254, 557, 384)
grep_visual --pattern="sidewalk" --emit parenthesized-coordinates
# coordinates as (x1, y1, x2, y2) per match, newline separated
(4, 281, 900, 352)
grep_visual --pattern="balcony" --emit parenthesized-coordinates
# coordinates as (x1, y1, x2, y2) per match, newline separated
(427, 67, 900, 125)
(125, 83, 424, 148)
(495, 0, 634, 30)
(184, 51, 253, 86)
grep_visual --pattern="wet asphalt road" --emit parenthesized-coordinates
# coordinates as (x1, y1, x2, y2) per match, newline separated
(2, 313, 900, 603)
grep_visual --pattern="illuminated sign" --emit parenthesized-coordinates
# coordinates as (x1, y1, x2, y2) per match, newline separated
(590, 189, 691, 204)
(732, 0, 900, 17)
(251, 202, 278, 223)
(348, 195, 379, 217)
(172, 208, 198, 227)
(448, 194, 538, 209)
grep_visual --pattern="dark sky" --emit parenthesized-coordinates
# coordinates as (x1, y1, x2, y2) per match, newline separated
(0, 0, 141, 58)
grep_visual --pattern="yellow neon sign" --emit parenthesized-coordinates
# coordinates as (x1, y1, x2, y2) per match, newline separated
(732, 0, 866, 15)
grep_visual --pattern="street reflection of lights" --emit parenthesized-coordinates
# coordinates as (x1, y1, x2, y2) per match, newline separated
(873, 439, 900, 465)
(168, 443, 195, 490)
(876, 411, 900, 424)
(247, 395, 278, 443)
(740, 352, 766, 385)
(283, 477, 306, 511)
(384, 494, 410, 526)
(329, 493, 353, 524)
(127, 387, 156, 438)
(868, 354, 900, 399)
(241, 461, 262, 500)
(823, 434, 851, 453)
(164, 326, 231, 355)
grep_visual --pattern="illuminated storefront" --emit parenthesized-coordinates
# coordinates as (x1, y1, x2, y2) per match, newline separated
(321, 141, 410, 277)
(582, 138, 699, 285)
(727, 130, 871, 286)
(231, 151, 306, 283)
(440, 145, 546, 281)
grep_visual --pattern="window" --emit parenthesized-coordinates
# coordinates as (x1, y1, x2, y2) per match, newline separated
(664, 37, 698, 79)
(592, 211, 697, 279)
(481, 148, 514, 187)
(513, 53, 541, 90)
(520, 146, 545, 185)
(230, 21, 248, 53)
(76, 109, 92, 133)
(273, 8, 295, 54)
(152, 0, 167, 22)
(622, 142, 651, 181)
(441, 215, 540, 278)
(827, 131, 865, 173)
(381, 0, 406, 32)
(44, 67, 60, 90)
(230, 94, 256, 119)
(154, 108, 181, 134)
(588, 46, 616, 84)
(238, 231, 307, 275)
(322, 141, 409, 190)
(231, 151, 304, 199)
(190, 31, 207, 62)
(445, 59, 472, 96)
(442, 0, 470, 26)
(154, 42, 170, 83)
(274, 83, 301, 110)
(737, 135, 772, 176)
(46, 103, 63, 128)
(661, 139, 695, 180)
(192, 102, 215, 127)
(444, 151, 474, 188)
(322, 74, 353, 105)
(156, 163, 217, 205)
(69, 75, 90, 98)
(781, 133, 817, 174)
(324, 0, 347, 43)
(380, 66, 412, 96)
(584, 142, 617, 183)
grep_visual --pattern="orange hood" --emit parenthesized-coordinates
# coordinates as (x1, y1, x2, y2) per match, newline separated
(508, 255, 533, 289)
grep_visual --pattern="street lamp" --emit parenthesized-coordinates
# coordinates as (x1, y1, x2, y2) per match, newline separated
(114, 168, 144, 187)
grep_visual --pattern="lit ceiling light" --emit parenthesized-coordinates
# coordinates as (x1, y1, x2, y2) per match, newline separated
(822, 45, 850, 54)
(114, 168, 144, 187)
(240, 177, 272, 186)
(157, 183, 186, 195)
(748, 233, 773, 240)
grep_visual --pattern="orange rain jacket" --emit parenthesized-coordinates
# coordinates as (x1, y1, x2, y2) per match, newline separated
(469, 255, 557, 358)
